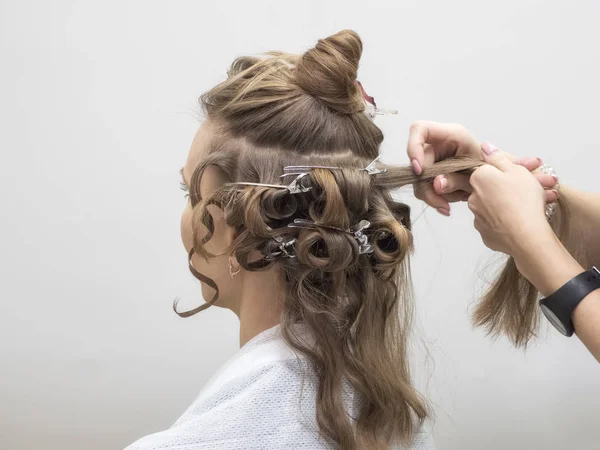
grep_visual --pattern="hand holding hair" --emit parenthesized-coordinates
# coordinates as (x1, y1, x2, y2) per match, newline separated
(406, 121, 555, 215)
(469, 143, 600, 361)
(405, 125, 584, 346)
(467, 143, 556, 257)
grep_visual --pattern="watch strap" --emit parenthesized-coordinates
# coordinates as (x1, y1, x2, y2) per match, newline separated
(540, 267, 600, 336)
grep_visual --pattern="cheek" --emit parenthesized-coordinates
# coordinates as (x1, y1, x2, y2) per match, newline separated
(180, 203, 227, 254)
(204, 204, 229, 251)
(180, 203, 232, 301)
(180, 203, 215, 252)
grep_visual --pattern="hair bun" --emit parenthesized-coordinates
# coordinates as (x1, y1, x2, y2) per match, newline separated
(296, 29, 364, 115)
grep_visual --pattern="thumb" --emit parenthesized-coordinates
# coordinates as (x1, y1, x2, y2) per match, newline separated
(481, 142, 514, 172)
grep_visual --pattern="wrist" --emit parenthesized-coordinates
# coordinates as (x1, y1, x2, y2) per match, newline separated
(508, 221, 555, 265)
(512, 229, 584, 296)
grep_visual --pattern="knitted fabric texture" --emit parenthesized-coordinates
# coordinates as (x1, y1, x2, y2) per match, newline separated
(125, 324, 435, 450)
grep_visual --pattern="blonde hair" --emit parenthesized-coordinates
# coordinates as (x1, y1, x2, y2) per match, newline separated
(177, 29, 578, 449)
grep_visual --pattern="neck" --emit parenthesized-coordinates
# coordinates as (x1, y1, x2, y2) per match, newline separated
(234, 267, 285, 347)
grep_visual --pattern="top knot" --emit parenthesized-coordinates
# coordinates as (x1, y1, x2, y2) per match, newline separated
(296, 29, 365, 115)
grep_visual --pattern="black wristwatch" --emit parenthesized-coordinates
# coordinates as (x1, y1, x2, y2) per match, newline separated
(539, 266, 600, 336)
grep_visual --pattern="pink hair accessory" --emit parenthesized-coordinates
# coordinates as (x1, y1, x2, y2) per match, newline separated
(356, 81, 398, 120)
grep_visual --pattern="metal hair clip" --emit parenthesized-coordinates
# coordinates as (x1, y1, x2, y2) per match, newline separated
(287, 218, 346, 233)
(265, 235, 297, 261)
(351, 219, 374, 255)
(287, 218, 374, 255)
(362, 156, 387, 175)
(281, 156, 387, 177)
(282, 164, 340, 172)
(225, 172, 312, 195)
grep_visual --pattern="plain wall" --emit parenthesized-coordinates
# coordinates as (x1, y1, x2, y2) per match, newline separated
(1, 1, 599, 449)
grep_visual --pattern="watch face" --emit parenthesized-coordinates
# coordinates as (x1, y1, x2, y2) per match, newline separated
(541, 304, 568, 336)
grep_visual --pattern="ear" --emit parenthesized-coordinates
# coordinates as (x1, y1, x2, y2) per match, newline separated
(228, 253, 241, 273)
(228, 251, 243, 282)
(223, 222, 237, 248)
(202, 163, 238, 248)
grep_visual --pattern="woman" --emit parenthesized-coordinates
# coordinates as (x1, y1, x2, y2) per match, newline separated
(125, 30, 555, 450)
(406, 121, 600, 361)
(126, 30, 447, 450)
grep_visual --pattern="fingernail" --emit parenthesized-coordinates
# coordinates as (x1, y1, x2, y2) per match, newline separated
(537, 157, 543, 165)
(439, 177, 448, 193)
(552, 175, 559, 184)
(553, 188, 560, 198)
(437, 207, 451, 217)
(482, 141, 497, 155)
(411, 159, 422, 175)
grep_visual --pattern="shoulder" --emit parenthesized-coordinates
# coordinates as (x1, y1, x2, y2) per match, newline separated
(124, 358, 326, 450)
(125, 360, 437, 450)
(409, 421, 437, 450)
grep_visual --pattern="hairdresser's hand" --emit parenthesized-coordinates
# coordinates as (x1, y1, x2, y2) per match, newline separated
(406, 121, 546, 216)
(468, 142, 558, 256)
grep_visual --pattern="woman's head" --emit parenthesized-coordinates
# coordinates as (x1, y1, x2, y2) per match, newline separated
(179, 29, 391, 314)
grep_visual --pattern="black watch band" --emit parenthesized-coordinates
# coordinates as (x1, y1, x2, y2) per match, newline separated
(539, 267, 600, 337)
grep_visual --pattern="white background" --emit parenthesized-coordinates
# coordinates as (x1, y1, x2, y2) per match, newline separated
(1, 1, 599, 449)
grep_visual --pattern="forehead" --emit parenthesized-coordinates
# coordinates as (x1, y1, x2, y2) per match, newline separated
(183, 120, 214, 183)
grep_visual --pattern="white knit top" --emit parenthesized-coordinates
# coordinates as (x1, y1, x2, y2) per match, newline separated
(125, 323, 435, 450)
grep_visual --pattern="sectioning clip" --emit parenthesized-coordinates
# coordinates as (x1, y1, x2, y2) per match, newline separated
(264, 235, 297, 261)
(287, 218, 375, 255)
(281, 156, 387, 177)
(225, 172, 312, 195)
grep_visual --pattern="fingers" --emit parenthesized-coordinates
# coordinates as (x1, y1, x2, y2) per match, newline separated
(469, 163, 499, 188)
(433, 173, 472, 195)
(407, 121, 471, 175)
(534, 173, 559, 190)
(415, 173, 471, 216)
(413, 183, 451, 215)
(533, 172, 559, 204)
(442, 191, 470, 203)
(407, 121, 437, 175)
(406, 122, 428, 175)
(546, 190, 559, 203)
(514, 156, 543, 172)
(481, 142, 514, 172)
